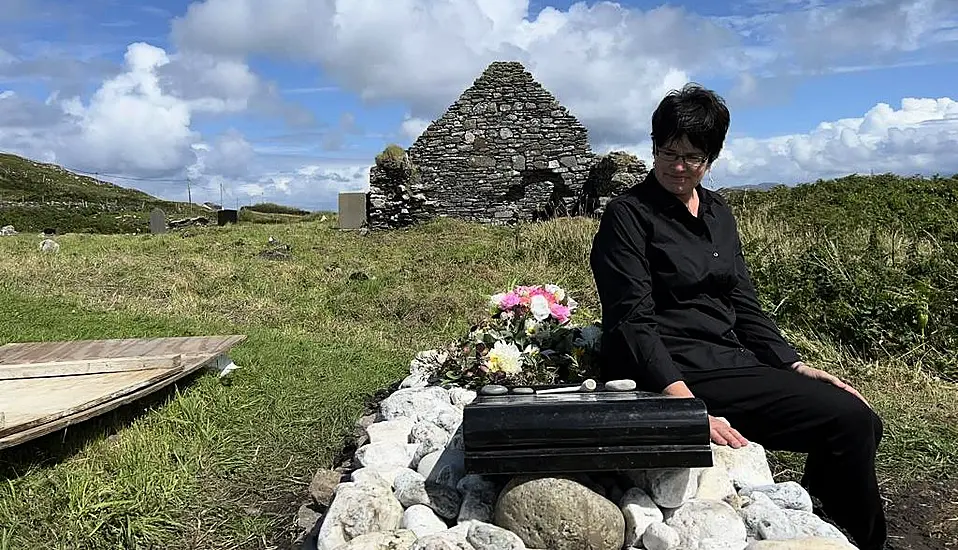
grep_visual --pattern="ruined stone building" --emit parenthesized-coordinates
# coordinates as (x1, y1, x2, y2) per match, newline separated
(365, 61, 646, 230)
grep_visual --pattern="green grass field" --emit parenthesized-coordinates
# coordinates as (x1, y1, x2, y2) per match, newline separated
(0, 174, 957, 549)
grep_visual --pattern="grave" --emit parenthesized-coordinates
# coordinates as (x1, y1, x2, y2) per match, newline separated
(149, 208, 167, 234)
(461, 384, 712, 476)
(217, 209, 238, 226)
(338, 192, 367, 229)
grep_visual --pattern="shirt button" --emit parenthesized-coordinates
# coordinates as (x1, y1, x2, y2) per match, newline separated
(712, 252, 719, 257)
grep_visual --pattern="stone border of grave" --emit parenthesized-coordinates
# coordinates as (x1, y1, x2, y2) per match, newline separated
(295, 351, 860, 550)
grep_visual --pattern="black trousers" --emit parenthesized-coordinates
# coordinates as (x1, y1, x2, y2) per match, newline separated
(684, 365, 886, 550)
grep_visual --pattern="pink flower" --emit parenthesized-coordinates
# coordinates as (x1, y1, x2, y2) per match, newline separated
(550, 303, 571, 324)
(500, 292, 521, 310)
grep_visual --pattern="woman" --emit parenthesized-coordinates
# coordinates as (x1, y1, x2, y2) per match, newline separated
(589, 83, 886, 550)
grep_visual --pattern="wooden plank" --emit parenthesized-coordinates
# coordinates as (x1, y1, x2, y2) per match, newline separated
(0, 335, 247, 449)
(0, 355, 182, 381)
(0, 335, 246, 363)
(0, 366, 182, 438)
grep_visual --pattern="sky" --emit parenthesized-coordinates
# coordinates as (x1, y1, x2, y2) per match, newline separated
(1, 0, 956, 211)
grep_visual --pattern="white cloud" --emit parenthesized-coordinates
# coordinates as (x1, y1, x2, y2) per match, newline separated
(709, 97, 958, 186)
(400, 115, 430, 141)
(172, 0, 956, 147)
(172, 0, 742, 144)
(58, 43, 197, 175)
(199, 161, 370, 211)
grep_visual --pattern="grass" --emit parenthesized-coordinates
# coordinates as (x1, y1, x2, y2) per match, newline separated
(0, 179, 956, 548)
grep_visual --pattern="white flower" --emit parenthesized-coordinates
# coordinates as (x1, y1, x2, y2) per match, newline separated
(530, 294, 552, 321)
(524, 318, 538, 335)
(566, 296, 578, 311)
(523, 344, 540, 356)
(489, 293, 506, 311)
(545, 284, 566, 302)
(486, 341, 522, 374)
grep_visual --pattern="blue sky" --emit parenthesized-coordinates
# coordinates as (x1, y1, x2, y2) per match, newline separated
(1, 0, 956, 211)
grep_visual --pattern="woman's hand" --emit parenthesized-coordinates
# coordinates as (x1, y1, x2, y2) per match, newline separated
(791, 361, 871, 408)
(709, 415, 748, 448)
(663, 381, 749, 448)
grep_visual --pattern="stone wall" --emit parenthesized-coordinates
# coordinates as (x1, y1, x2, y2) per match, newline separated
(578, 151, 649, 217)
(367, 145, 434, 231)
(403, 61, 595, 224)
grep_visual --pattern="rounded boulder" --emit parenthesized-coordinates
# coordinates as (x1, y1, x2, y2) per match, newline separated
(493, 476, 625, 550)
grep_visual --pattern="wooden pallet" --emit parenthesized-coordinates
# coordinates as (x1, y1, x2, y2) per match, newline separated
(0, 335, 246, 449)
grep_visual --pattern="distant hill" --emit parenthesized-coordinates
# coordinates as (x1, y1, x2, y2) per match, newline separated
(0, 152, 195, 234)
(717, 181, 784, 193)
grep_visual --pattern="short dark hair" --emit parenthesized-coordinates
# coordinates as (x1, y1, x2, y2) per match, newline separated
(651, 83, 730, 163)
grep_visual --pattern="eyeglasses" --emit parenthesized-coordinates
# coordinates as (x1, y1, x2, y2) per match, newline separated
(654, 150, 709, 168)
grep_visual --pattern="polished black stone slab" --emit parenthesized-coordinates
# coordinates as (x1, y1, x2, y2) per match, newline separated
(461, 389, 712, 475)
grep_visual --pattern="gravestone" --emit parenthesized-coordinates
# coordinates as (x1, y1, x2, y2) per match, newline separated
(338, 192, 367, 229)
(461, 387, 712, 475)
(149, 208, 167, 234)
(217, 209, 238, 226)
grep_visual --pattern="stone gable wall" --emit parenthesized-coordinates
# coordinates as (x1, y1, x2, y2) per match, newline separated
(402, 61, 595, 224)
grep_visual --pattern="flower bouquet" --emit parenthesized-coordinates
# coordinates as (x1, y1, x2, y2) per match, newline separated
(441, 284, 603, 389)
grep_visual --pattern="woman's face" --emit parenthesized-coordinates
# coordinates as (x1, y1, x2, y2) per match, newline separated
(653, 135, 711, 198)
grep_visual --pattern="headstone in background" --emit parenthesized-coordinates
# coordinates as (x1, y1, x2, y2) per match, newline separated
(217, 209, 238, 226)
(149, 208, 167, 234)
(338, 192, 367, 229)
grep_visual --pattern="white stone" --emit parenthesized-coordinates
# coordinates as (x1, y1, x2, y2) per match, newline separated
(330, 529, 417, 549)
(394, 468, 463, 519)
(697, 539, 748, 550)
(665, 499, 748, 550)
(316, 481, 404, 550)
(466, 521, 526, 549)
(419, 449, 466, 489)
(365, 418, 415, 445)
(643, 521, 681, 550)
(604, 379, 637, 391)
(697, 466, 737, 502)
(447, 387, 477, 408)
(39, 239, 59, 253)
(411, 532, 476, 549)
(711, 443, 775, 490)
(379, 386, 453, 424)
(745, 538, 857, 549)
(354, 441, 418, 470)
(621, 487, 664, 546)
(401, 371, 430, 388)
(739, 492, 800, 541)
(402, 504, 449, 538)
(645, 468, 703, 508)
(411, 420, 452, 463)
(348, 467, 393, 488)
(740, 482, 814, 513)
(457, 475, 500, 524)
(781, 509, 850, 543)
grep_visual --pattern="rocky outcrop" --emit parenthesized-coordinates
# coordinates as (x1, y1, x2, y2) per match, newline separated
(579, 151, 648, 216)
(300, 355, 857, 550)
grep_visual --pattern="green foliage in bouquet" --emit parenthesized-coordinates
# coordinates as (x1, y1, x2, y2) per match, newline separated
(441, 284, 603, 388)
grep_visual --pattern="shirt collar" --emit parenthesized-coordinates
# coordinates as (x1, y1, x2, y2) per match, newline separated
(640, 169, 714, 213)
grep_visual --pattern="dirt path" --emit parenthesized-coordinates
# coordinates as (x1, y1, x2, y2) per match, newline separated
(885, 479, 958, 549)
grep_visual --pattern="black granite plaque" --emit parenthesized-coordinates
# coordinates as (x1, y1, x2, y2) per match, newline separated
(461, 389, 712, 475)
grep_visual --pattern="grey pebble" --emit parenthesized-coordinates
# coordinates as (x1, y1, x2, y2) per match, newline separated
(480, 384, 508, 395)
(512, 387, 534, 394)
(604, 379, 637, 391)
